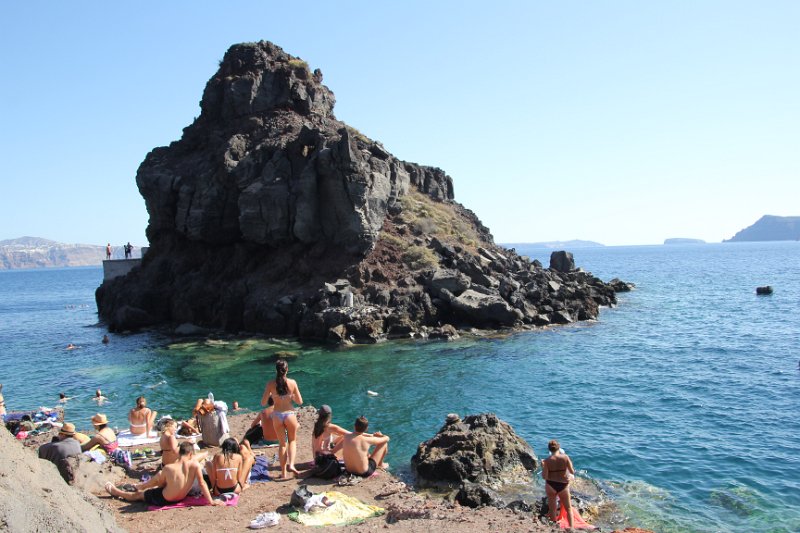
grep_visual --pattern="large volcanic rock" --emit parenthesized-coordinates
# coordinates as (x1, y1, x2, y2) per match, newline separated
(412, 413, 537, 488)
(412, 413, 537, 508)
(96, 41, 628, 341)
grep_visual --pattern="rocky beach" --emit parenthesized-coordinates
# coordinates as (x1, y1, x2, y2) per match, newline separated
(3, 407, 654, 533)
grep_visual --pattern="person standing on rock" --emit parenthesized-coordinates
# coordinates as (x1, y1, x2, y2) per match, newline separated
(542, 439, 576, 529)
(106, 243, 112, 260)
(261, 358, 303, 479)
(124, 242, 133, 259)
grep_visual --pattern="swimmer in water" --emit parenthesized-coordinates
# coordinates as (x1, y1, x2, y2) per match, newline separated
(93, 389, 108, 404)
(102, 335, 109, 344)
(66, 343, 78, 350)
(58, 392, 72, 403)
(232, 401, 243, 411)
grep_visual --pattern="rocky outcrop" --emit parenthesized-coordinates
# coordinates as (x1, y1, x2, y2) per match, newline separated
(96, 40, 629, 341)
(412, 413, 536, 508)
(0, 428, 123, 532)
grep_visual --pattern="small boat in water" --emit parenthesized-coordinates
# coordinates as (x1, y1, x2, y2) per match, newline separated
(756, 286, 773, 295)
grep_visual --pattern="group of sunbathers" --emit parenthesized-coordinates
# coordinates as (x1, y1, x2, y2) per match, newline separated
(102, 358, 390, 507)
(258, 358, 390, 480)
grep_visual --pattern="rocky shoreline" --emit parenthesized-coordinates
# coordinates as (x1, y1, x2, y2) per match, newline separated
(4, 408, 654, 532)
(95, 40, 632, 343)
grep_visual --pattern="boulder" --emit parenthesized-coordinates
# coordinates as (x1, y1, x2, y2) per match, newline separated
(608, 278, 636, 292)
(450, 290, 522, 327)
(427, 269, 471, 296)
(549, 251, 575, 273)
(412, 413, 537, 489)
(455, 482, 504, 508)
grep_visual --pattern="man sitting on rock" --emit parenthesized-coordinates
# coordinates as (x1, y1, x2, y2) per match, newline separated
(38, 422, 82, 481)
(105, 441, 222, 507)
(332, 415, 389, 477)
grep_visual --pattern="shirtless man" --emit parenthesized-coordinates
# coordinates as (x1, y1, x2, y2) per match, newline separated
(332, 416, 389, 477)
(105, 441, 222, 506)
(159, 419, 179, 466)
(0, 384, 6, 419)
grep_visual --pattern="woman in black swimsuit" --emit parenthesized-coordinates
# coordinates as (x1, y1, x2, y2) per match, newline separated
(542, 439, 575, 529)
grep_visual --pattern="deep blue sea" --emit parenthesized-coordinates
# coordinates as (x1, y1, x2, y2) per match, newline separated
(1, 242, 799, 532)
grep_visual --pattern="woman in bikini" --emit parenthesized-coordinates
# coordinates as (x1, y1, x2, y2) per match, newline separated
(129, 396, 158, 438)
(542, 439, 576, 529)
(82, 413, 119, 453)
(312, 404, 348, 458)
(261, 358, 303, 479)
(159, 419, 179, 466)
(206, 438, 246, 495)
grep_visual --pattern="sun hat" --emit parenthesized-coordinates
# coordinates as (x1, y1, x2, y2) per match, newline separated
(59, 422, 76, 436)
(91, 413, 108, 426)
(319, 405, 332, 415)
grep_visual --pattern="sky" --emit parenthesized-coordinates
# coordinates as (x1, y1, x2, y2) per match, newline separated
(1, 1, 798, 246)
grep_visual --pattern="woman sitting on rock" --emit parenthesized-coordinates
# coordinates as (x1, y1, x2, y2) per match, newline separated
(312, 404, 348, 458)
(129, 396, 158, 438)
(159, 418, 179, 466)
(261, 358, 303, 479)
(542, 439, 575, 529)
(82, 413, 118, 453)
(207, 437, 251, 495)
(307, 404, 349, 478)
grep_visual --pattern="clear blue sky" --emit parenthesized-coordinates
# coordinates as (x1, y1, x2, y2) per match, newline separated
(1, 1, 798, 246)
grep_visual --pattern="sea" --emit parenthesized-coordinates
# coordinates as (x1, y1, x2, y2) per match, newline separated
(1, 241, 798, 532)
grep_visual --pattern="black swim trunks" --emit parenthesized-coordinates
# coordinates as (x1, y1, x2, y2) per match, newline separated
(143, 487, 172, 507)
(349, 458, 377, 478)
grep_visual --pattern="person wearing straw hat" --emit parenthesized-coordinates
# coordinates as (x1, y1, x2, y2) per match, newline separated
(81, 413, 118, 453)
(38, 422, 82, 480)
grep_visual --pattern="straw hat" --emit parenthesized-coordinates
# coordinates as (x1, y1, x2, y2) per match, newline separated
(59, 422, 76, 436)
(91, 413, 108, 426)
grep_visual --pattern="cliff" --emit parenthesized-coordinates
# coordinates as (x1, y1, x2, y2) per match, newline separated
(724, 215, 800, 242)
(96, 41, 626, 342)
(0, 237, 138, 270)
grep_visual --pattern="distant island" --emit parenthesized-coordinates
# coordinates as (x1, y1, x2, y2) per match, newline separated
(664, 238, 705, 245)
(724, 215, 800, 242)
(0, 237, 140, 270)
(504, 240, 605, 249)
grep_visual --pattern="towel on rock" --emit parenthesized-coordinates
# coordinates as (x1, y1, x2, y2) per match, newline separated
(288, 491, 383, 526)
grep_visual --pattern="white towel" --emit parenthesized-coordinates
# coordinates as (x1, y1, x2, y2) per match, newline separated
(116, 430, 160, 447)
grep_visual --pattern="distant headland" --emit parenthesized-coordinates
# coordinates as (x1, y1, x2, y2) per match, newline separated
(0, 237, 140, 270)
(95, 41, 630, 343)
(725, 215, 800, 242)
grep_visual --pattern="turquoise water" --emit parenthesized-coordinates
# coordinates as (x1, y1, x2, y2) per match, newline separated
(1, 242, 799, 532)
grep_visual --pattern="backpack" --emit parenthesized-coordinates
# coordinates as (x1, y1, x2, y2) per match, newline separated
(290, 485, 314, 508)
(313, 453, 344, 480)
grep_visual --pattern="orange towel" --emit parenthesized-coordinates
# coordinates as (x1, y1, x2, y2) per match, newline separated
(556, 506, 596, 530)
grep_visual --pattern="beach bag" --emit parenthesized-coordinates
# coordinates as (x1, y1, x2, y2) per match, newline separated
(290, 485, 314, 508)
(313, 454, 343, 480)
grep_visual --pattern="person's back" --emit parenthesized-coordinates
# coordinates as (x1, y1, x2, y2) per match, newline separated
(39, 423, 82, 481)
(342, 433, 371, 474)
(161, 459, 196, 502)
(543, 452, 572, 483)
(335, 416, 389, 477)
